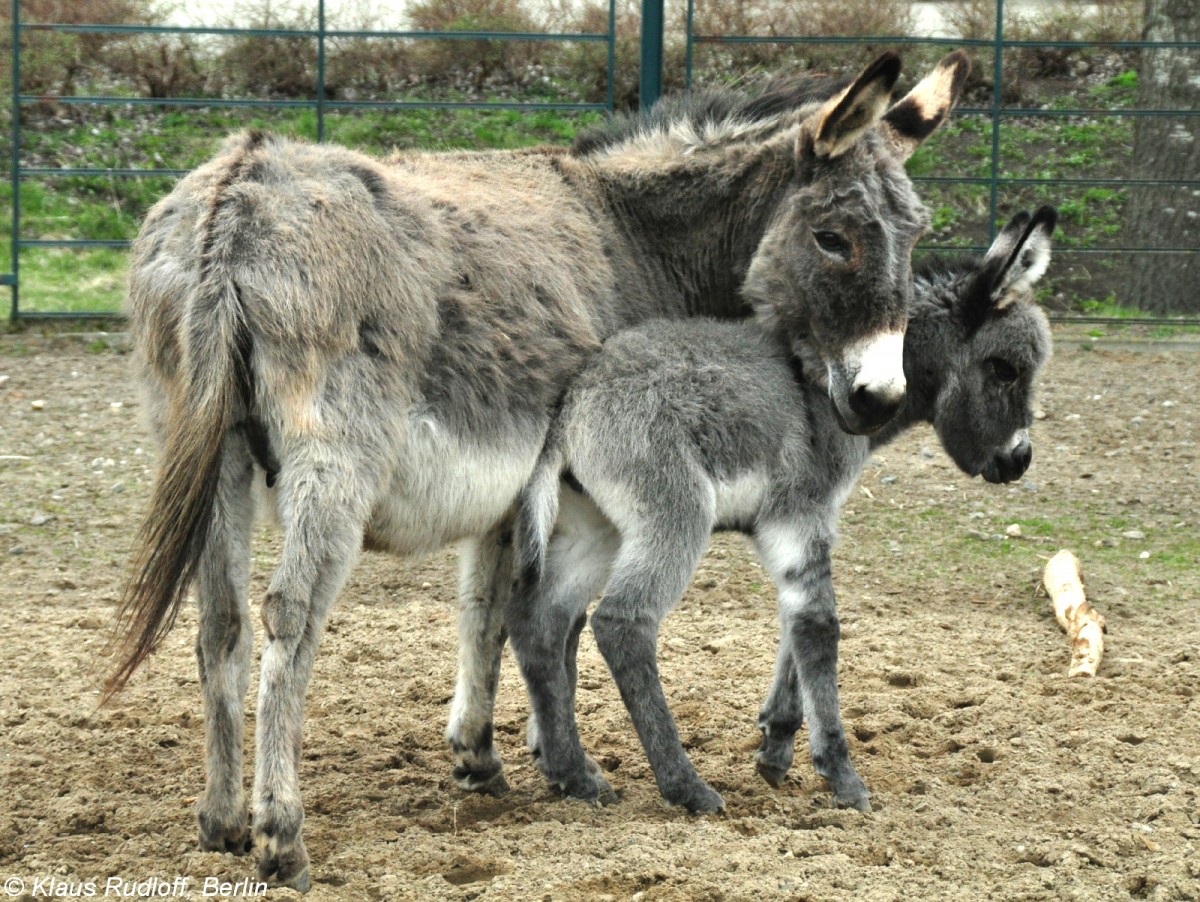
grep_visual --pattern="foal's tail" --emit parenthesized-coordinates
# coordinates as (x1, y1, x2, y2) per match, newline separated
(103, 145, 261, 702)
(514, 436, 566, 588)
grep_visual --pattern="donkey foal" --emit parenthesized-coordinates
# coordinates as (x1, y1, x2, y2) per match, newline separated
(508, 209, 1057, 814)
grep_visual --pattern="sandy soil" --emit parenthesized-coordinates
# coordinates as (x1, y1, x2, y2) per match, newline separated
(1, 333, 1198, 902)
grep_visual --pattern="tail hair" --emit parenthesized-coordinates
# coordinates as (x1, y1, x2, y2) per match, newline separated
(514, 440, 565, 589)
(102, 136, 262, 703)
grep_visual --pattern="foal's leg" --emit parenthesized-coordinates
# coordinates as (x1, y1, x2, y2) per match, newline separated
(195, 433, 257, 854)
(507, 492, 618, 801)
(754, 521, 869, 811)
(252, 439, 380, 890)
(446, 523, 513, 795)
(754, 640, 802, 788)
(589, 490, 724, 814)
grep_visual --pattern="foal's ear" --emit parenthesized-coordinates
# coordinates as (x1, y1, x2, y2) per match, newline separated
(961, 207, 1057, 330)
(805, 52, 902, 159)
(879, 50, 971, 161)
(982, 206, 1057, 308)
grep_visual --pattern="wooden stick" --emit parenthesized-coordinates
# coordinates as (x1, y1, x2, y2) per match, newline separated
(1042, 550, 1106, 677)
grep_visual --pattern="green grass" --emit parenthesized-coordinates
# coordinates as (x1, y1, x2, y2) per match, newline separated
(2, 103, 602, 316)
(19, 248, 128, 314)
(1078, 295, 1147, 319)
(855, 500, 1200, 607)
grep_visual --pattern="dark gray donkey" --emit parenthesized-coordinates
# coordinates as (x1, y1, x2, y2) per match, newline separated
(107, 51, 968, 889)
(508, 208, 1056, 814)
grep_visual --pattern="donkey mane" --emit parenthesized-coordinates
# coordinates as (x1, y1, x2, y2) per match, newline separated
(912, 253, 985, 312)
(571, 73, 848, 160)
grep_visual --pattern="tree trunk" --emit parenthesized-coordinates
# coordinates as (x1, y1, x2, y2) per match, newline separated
(1122, 0, 1199, 314)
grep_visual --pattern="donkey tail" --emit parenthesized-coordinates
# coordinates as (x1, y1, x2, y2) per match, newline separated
(103, 141, 261, 702)
(514, 436, 566, 588)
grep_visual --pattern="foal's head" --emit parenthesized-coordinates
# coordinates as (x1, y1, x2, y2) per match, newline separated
(745, 51, 970, 435)
(921, 207, 1057, 483)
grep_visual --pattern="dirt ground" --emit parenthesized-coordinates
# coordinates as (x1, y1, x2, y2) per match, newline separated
(1, 332, 1198, 902)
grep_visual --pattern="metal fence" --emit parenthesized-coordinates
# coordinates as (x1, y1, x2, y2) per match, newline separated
(683, 0, 1200, 324)
(4, 0, 1199, 322)
(3, 0, 617, 320)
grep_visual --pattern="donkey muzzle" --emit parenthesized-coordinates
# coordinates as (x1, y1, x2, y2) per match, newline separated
(982, 429, 1032, 484)
(829, 331, 906, 435)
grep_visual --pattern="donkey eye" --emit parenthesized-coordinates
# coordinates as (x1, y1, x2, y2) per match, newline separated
(988, 358, 1020, 384)
(813, 230, 850, 256)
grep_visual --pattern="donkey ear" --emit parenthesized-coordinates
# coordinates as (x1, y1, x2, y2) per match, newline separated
(805, 52, 902, 159)
(984, 206, 1058, 308)
(879, 50, 971, 161)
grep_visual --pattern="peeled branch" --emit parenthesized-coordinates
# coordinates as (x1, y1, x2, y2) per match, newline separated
(1042, 550, 1106, 677)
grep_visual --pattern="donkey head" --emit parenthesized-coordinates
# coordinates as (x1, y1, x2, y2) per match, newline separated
(744, 50, 970, 435)
(930, 207, 1057, 483)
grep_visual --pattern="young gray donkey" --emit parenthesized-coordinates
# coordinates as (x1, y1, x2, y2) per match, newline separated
(507, 208, 1057, 814)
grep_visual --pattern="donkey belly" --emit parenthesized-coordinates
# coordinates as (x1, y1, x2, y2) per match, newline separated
(365, 417, 542, 558)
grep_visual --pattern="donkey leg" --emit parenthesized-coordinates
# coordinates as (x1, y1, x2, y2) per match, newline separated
(447, 525, 513, 795)
(252, 451, 376, 891)
(590, 514, 724, 814)
(755, 522, 869, 811)
(508, 590, 601, 800)
(507, 502, 617, 801)
(195, 435, 257, 854)
(753, 640, 803, 789)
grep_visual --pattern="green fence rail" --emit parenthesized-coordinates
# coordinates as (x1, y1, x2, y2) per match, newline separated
(3, 0, 618, 320)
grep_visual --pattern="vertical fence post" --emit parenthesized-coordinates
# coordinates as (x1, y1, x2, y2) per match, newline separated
(10, 0, 20, 321)
(987, 0, 1004, 243)
(606, 0, 616, 112)
(684, 0, 694, 90)
(316, 0, 326, 142)
(639, 0, 663, 109)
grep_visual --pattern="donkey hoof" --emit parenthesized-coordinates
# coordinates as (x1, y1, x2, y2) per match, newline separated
(550, 767, 612, 805)
(256, 843, 311, 892)
(829, 775, 872, 813)
(754, 755, 789, 789)
(594, 777, 620, 807)
(452, 764, 510, 796)
(835, 791, 873, 813)
(587, 772, 619, 806)
(197, 808, 251, 856)
(668, 781, 725, 814)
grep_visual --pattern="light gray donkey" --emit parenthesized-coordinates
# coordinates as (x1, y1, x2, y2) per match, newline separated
(107, 51, 969, 889)
(507, 208, 1056, 814)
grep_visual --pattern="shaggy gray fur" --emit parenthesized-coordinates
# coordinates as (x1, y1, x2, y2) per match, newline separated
(110, 52, 968, 889)
(507, 209, 1056, 813)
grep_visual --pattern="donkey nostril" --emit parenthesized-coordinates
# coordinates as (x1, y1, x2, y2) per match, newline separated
(848, 384, 905, 427)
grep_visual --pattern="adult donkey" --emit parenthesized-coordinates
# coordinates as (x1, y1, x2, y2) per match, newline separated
(108, 51, 968, 890)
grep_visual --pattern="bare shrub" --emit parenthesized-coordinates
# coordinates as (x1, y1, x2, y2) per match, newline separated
(407, 0, 545, 91)
(216, 0, 317, 99)
(1, 0, 150, 96)
(943, 0, 998, 43)
(106, 33, 209, 98)
(691, 0, 798, 72)
(687, 0, 914, 88)
(323, 0, 412, 100)
(946, 0, 1142, 82)
(538, 0, 635, 106)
